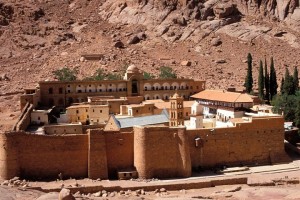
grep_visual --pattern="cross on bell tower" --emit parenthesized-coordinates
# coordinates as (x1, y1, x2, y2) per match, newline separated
(169, 92, 184, 127)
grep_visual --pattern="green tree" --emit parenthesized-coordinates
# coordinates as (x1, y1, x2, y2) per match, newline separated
(143, 72, 155, 80)
(269, 57, 278, 100)
(244, 53, 253, 93)
(93, 69, 106, 80)
(272, 94, 297, 122)
(293, 66, 299, 91)
(106, 72, 122, 80)
(258, 60, 264, 100)
(295, 97, 300, 128)
(84, 68, 106, 81)
(280, 77, 284, 95)
(52, 67, 77, 81)
(159, 66, 177, 79)
(264, 59, 270, 102)
(282, 67, 296, 95)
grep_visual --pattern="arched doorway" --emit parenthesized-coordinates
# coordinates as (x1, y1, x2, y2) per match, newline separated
(132, 79, 138, 95)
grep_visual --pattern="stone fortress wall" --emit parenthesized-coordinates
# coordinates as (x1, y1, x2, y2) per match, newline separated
(0, 116, 289, 180)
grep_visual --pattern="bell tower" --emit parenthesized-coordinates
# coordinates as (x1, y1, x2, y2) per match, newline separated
(169, 93, 184, 127)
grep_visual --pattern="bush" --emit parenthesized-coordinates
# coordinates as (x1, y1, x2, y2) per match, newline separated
(143, 72, 155, 79)
(52, 67, 77, 81)
(159, 66, 177, 79)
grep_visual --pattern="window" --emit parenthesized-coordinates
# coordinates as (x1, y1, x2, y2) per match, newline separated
(145, 87, 147, 91)
(89, 89, 91, 92)
(100, 110, 102, 113)
(48, 88, 53, 94)
(78, 117, 80, 120)
(78, 90, 82, 93)
(76, 110, 79, 114)
(59, 88, 63, 94)
(38, 116, 40, 120)
(67, 90, 70, 93)
(86, 109, 88, 112)
(93, 109, 94, 112)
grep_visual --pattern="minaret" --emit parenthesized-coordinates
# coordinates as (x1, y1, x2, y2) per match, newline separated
(169, 93, 184, 127)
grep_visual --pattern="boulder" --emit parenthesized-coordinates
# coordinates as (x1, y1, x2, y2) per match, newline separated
(213, 2, 237, 18)
(114, 41, 124, 48)
(137, 32, 147, 40)
(215, 59, 226, 63)
(127, 35, 140, 44)
(59, 188, 75, 200)
(211, 37, 222, 46)
(181, 61, 192, 66)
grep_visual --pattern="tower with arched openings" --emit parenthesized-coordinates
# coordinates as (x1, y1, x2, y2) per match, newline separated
(169, 92, 184, 127)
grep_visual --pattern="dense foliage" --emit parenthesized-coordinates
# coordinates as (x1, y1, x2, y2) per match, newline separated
(52, 67, 78, 81)
(159, 66, 177, 79)
(244, 53, 253, 93)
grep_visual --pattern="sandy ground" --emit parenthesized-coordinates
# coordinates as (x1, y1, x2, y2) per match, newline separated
(1, 156, 299, 200)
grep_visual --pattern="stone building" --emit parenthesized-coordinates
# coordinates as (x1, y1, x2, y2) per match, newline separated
(66, 104, 109, 125)
(191, 90, 255, 122)
(20, 65, 205, 109)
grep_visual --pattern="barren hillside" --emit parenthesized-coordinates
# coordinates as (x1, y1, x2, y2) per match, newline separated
(1, 0, 300, 130)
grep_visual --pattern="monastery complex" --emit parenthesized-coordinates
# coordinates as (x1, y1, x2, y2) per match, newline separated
(0, 65, 290, 180)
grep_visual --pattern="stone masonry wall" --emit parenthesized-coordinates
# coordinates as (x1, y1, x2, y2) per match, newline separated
(134, 126, 191, 179)
(104, 131, 134, 179)
(0, 132, 88, 180)
(187, 116, 288, 168)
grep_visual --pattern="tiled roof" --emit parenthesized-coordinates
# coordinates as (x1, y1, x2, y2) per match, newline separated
(191, 90, 253, 103)
(113, 109, 169, 128)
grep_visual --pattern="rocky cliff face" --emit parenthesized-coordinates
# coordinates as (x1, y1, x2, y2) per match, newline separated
(100, 0, 300, 39)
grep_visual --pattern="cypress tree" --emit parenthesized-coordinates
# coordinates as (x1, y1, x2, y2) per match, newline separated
(280, 77, 284, 95)
(264, 58, 270, 102)
(293, 66, 299, 91)
(269, 57, 278, 100)
(258, 60, 264, 100)
(244, 53, 253, 93)
(295, 98, 300, 128)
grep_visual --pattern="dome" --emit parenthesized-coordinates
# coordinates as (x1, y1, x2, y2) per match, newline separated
(126, 64, 140, 73)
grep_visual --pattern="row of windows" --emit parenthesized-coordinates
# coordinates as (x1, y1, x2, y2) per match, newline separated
(144, 85, 196, 91)
(76, 109, 103, 114)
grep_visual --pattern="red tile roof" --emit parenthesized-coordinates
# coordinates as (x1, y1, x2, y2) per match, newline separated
(191, 90, 254, 103)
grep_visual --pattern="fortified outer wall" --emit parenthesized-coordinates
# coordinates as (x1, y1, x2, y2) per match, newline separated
(134, 126, 191, 179)
(0, 132, 88, 180)
(104, 131, 134, 178)
(188, 116, 288, 168)
(88, 129, 108, 179)
(14, 103, 33, 131)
